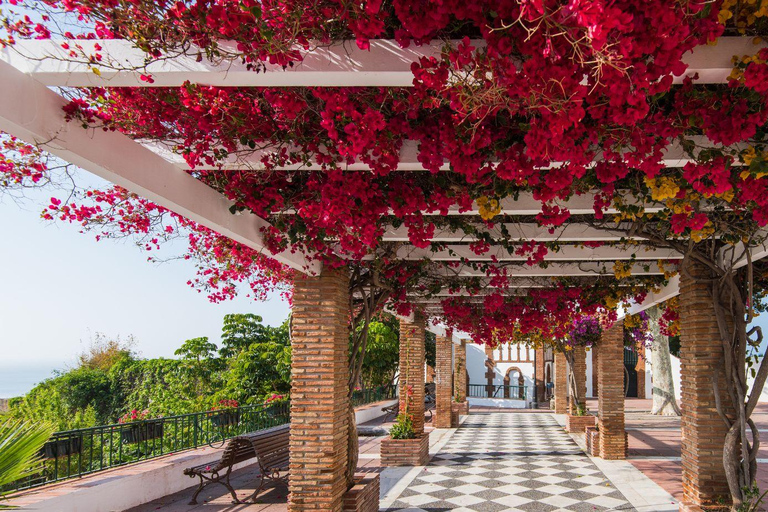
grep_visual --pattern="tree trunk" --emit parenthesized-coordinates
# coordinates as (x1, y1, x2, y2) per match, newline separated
(346, 404, 358, 487)
(647, 306, 681, 416)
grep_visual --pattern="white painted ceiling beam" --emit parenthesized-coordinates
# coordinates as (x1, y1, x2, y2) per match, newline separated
(436, 261, 664, 277)
(0, 60, 319, 274)
(382, 223, 642, 242)
(2, 37, 760, 87)
(377, 244, 679, 262)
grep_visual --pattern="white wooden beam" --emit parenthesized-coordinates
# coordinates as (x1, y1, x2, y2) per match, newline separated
(0, 60, 319, 274)
(436, 261, 664, 277)
(2, 37, 761, 87)
(624, 275, 681, 316)
(378, 244, 680, 262)
(382, 223, 642, 242)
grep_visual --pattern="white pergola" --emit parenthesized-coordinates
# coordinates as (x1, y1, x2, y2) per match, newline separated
(1, 37, 767, 333)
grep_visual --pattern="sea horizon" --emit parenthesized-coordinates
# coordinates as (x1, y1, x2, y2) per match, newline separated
(0, 362, 68, 399)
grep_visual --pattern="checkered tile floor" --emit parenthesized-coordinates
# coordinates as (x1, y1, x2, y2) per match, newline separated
(384, 413, 635, 511)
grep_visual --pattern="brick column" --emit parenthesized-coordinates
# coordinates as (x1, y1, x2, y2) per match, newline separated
(455, 340, 467, 402)
(679, 260, 731, 508)
(554, 351, 568, 414)
(573, 346, 587, 409)
(535, 347, 546, 404)
(289, 268, 350, 511)
(598, 322, 626, 459)
(399, 314, 426, 435)
(434, 335, 456, 428)
(591, 344, 600, 397)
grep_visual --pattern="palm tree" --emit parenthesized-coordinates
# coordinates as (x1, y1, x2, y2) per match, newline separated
(0, 418, 54, 493)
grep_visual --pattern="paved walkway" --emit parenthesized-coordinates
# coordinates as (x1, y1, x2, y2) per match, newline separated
(382, 412, 640, 512)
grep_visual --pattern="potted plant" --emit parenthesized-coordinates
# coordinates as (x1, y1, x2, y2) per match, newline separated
(41, 435, 83, 459)
(209, 399, 240, 427)
(381, 384, 430, 466)
(119, 409, 163, 444)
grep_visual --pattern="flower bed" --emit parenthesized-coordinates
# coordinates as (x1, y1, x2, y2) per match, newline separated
(380, 433, 430, 466)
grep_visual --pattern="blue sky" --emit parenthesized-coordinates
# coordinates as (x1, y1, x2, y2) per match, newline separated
(0, 174, 290, 367)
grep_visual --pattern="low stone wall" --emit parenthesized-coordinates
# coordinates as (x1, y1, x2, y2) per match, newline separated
(343, 473, 379, 512)
(565, 413, 596, 433)
(380, 432, 430, 466)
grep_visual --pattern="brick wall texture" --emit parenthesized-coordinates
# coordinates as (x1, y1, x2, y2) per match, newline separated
(289, 268, 350, 511)
(636, 342, 646, 399)
(399, 314, 426, 435)
(680, 260, 732, 507)
(455, 340, 468, 402)
(342, 473, 379, 512)
(598, 322, 626, 460)
(572, 346, 587, 410)
(554, 351, 568, 414)
(535, 347, 546, 403)
(434, 335, 455, 428)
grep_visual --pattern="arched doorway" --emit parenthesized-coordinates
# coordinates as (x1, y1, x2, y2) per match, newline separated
(503, 367, 525, 399)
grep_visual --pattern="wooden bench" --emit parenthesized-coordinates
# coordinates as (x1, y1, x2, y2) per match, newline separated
(382, 384, 437, 422)
(183, 424, 289, 505)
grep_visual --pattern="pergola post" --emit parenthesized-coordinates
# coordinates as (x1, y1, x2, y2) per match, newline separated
(289, 268, 351, 511)
(535, 347, 546, 405)
(398, 314, 427, 436)
(572, 346, 587, 411)
(434, 335, 457, 428)
(591, 344, 600, 397)
(454, 340, 469, 415)
(554, 351, 568, 414)
(679, 260, 732, 509)
(598, 322, 627, 459)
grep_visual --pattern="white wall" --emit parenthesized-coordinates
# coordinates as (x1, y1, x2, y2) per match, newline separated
(466, 342, 488, 387)
(586, 348, 594, 397)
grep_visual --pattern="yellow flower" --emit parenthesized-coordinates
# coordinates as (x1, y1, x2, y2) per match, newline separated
(645, 176, 680, 202)
(477, 195, 501, 221)
(613, 260, 632, 279)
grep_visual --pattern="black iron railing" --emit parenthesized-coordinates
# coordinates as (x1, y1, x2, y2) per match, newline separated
(4, 386, 395, 494)
(468, 383, 530, 400)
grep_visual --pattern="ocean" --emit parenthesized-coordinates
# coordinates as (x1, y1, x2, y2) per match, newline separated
(0, 363, 64, 399)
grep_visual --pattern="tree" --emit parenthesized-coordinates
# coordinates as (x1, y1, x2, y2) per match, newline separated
(219, 314, 274, 358)
(356, 316, 399, 389)
(647, 306, 682, 416)
(175, 337, 218, 362)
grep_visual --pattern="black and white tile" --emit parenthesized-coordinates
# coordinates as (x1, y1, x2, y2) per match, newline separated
(384, 413, 635, 511)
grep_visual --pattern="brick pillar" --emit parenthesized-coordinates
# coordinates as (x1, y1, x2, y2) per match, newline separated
(535, 347, 546, 404)
(399, 314, 426, 435)
(573, 346, 587, 409)
(554, 351, 568, 414)
(434, 335, 455, 428)
(636, 343, 646, 399)
(598, 322, 626, 459)
(591, 344, 600, 397)
(455, 340, 467, 402)
(679, 260, 731, 508)
(289, 268, 350, 511)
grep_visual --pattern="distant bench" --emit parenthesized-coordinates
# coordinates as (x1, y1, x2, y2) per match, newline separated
(183, 424, 289, 504)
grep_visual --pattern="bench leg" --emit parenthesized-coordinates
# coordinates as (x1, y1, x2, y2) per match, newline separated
(188, 475, 206, 505)
(242, 474, 265, 504)
(224, 473, 240, 504)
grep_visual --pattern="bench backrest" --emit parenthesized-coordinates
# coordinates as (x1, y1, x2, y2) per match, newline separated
(240, 424, 290, 472)
(212, 437, 257, 473)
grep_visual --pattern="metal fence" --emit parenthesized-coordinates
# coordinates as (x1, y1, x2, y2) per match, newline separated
(5, 385, 395, 494)
(468, 383, 531, 401)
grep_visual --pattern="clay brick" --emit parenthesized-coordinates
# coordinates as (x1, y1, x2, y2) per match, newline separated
(565, 413, 595, 433)
(572, 346, 587, 409)
(679, 261, 732, 508)
(535, 347, 546, 404)
(455, 340, 468, 403)
(554, 351, 568, 414)
(380, 433, 430, 466)
(342, 473, 379, 512)
(289, 268, 351, 511)
(434, 335, 456, 428)
(399, 314, 426, 435)
(598, 322, 626, 460)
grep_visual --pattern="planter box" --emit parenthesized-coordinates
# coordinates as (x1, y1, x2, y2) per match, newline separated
(565, 413, 595, 433)
(585, 427, 600, 457)
(381, 433, 430, 466)
(452, 401, 469, 416)
(343, 473, 380, 512)
(41, 436, 83, 459)
(121, 420, 164, 444)
(210, 411, 240, 427)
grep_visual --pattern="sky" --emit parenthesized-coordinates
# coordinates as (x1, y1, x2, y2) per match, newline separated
(0, 174, 290, 371)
